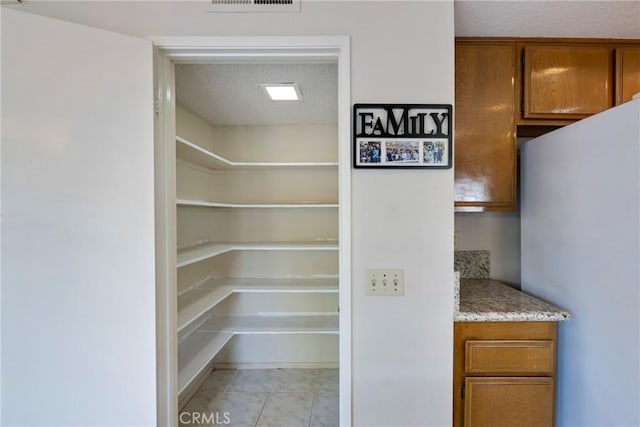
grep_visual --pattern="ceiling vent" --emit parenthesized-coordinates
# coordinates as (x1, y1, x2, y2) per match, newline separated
(208, 0, 300, 13)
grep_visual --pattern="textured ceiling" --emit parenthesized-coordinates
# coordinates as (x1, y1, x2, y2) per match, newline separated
(455, 0, 640, 38)
(9, 1, 637, 124)
(5, 1, 639, 40)
(175, 63, 337, 126)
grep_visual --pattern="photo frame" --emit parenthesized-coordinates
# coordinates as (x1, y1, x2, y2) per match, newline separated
(353, 104, 452, 169)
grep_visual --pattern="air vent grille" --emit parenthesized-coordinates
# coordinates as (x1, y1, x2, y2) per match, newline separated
(212, 0, 252, 4)
(209, 0, 299, 12)
(254, 0, 294, 4)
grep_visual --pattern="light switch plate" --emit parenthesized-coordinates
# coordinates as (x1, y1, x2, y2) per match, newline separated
(365, 269, 404, 296)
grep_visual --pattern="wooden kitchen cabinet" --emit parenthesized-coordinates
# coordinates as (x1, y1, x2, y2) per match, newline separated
(616, 47, 640, 104)
(455, 42, 517, 212)
(455, 38, 640, 211)
(453, 322, 557, 427)
(464, 377, 554, 427)
(523, 45, 614, 120)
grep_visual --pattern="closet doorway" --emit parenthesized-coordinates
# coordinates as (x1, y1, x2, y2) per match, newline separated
(154, 38, 351, 427)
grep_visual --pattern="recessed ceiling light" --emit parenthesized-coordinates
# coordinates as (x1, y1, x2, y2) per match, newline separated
(260, 83, 303, 101)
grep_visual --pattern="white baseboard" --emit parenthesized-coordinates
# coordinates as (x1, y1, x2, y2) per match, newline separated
(179, 360, 215, 411)
(213, 362, 339, 370)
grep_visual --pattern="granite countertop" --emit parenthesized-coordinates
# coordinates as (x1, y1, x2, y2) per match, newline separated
(454, 279, 571, 322)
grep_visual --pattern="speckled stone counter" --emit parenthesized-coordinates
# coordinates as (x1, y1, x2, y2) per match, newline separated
(454, 279, 570, 322)
(454, 250, 490, 279)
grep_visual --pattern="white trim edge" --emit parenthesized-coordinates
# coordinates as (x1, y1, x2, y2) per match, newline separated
(153, 35, 352, 427)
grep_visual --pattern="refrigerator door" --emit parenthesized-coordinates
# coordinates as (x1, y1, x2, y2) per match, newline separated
(521, 99, 640, 426)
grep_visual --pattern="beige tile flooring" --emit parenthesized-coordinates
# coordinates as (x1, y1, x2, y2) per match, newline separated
(180, 368, 338, 427)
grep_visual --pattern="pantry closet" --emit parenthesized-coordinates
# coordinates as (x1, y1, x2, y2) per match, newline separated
(172, 63, 340, 409)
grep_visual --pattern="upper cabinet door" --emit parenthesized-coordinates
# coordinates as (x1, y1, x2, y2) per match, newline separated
(455, 43, 517, 212)
(523, 46, 614, 119)
(616, 47, 640, 104)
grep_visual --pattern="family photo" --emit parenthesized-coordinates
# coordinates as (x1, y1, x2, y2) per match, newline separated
(356, 139, 450, 167)
(354, 104, 452, 169)
(385, 141, 420, 164)
(358, 141, 382, 163)
(423, 140, 448, 165)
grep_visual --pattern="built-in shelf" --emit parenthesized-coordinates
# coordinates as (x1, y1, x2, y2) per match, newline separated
(177, 241, 339, 268)
(177, 199, 338, 209)
(201, 314, 339, 335)
(175, 121, 340, 401)
(177, 136, 338, 170)
(178, 330, 234, 395)
(178, 278, 339, 333)
(177, 313, 338, 396)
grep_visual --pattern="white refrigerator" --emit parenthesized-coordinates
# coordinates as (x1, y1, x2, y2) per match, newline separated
(521, 99, 640, 427)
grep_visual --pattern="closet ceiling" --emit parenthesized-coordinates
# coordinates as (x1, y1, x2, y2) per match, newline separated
(175, 63, 338, 126)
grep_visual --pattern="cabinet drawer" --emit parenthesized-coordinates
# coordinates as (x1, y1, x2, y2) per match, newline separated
(465, 340, 554, 375)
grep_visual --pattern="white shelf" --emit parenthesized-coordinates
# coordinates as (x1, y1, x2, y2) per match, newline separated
(177, 241, 339, 268)
(200, 314, 339, 335)
(177, 278, 339, 333)
(178, 330, 234, 396)
(177, 313, 338, 396)
(176, 136, 338, 170)
(175, 125, 340, 398)
(177, 199, 338, 209)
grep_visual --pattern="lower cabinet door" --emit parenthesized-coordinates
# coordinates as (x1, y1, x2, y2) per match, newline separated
(464, 377, 554, 427)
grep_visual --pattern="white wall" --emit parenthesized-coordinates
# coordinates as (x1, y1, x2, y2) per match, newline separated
(1, 9, 156, 426)
(2, 3, 455, 426)
(521, 100, 640, 426)
(159, 4, 455, 425)
(167, 5, 456, 421)
(455, 212, 521, 286)
(176, 103, 339, 164)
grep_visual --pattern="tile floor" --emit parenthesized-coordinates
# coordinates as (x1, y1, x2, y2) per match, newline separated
(180, 368, 338, 427)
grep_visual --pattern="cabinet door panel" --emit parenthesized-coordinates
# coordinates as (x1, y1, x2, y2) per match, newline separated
(524, 46, 614, 119)
(455, 44, 517, 211)
(465, 340, 554, 375)
(616, 47, 640, 104)
(464, 377, 554, 427)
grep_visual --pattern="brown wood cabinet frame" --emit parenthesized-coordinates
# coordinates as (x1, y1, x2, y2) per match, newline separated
(454, 40, 518, 212)
(453, 321, 558, 427)
(453, 37, 640, 212)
